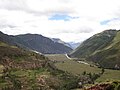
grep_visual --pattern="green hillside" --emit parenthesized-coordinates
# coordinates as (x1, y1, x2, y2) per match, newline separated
(47, 54, 120, 80)
(70, 30, 117, 58)
(0, 35, 120, 89)
(88, 30, 120, 69)
(46, 54, 120, 89)
(70, 30, 120, 69)
(0, 42, 78, 90)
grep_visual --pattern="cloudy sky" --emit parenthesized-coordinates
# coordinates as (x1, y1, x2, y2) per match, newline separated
(0, 0, 120, 42)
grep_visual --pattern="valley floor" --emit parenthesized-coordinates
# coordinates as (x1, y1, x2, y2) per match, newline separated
(45, 54, 120, 89)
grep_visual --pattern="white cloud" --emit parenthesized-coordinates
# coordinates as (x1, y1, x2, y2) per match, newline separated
(0, 0, 120, 42)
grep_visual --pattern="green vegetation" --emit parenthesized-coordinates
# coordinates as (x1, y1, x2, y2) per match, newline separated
(0, 66, 80, 90)
(55, 60, 101, 75)
(70, 30, 120, 69)
(0, 42, 80, 90)
(70, 30, 117, 58)
(0, 42, 8, 46)
(1, 29, 120, 89)
(88, 30, 120, 69)
(46, 54, 120, 89)
(45, 54, 69, 61)
(96, 69, 120, 82)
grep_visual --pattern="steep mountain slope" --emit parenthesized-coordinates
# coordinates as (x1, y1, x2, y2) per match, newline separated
(0, 42, 78, 90)
(0, 31, 16, 45)
(70, 30, 117, 58)
(70, 30, 120, 69)
(0, 31, 34, 49)
(16, 34, 72, 54)
(0, 31, 72, 54)
(88, 30, 120, 69)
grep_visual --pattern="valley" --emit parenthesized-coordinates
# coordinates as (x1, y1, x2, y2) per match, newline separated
(46, 54, 120, 89)
(0, 30, 120, 90)
(46, 54, 120, 81)
(0, 42, 80, 90)
(1, 0, 120, 89)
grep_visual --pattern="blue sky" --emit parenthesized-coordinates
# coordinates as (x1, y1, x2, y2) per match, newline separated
(49, 14, 72, 21)
(100, 18, 120, 25)
(0, 0, 120, 42)
(49, 14, 79, 21)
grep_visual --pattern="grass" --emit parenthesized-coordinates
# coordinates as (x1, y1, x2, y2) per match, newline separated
(0, 65, 4, 71)
(46, 54, 120, 83)
(46, 54, 101, 75)
(0, 65, 4, 76)
(105, 31, 120, 50)
(0, 68, 49, 89)
(55, 60, 101, 75)
(0, 43, 81, 89)
(96, 69, 120, 82)
(0, 42, 8, 46)
(113, 31, 120, 43)
(10, 68, 47, 78)
(45, 54, 69, 61)
(0, 42, 17, 48)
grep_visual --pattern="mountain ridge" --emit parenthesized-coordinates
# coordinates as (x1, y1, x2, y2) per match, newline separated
(0, 31, 72, 54)
(70, 29, 120, 69)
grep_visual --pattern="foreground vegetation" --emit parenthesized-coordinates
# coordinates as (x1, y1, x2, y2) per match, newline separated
(46, 54, 120, 89)
(0, 41, 120, 90)
(0, 42, 79, 90)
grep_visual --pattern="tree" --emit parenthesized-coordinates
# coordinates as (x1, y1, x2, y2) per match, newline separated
(82, 71, 86, 75)
(101, 68, 105, 74)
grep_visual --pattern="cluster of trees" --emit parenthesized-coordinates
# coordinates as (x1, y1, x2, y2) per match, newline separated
(78, 68, 105, 88)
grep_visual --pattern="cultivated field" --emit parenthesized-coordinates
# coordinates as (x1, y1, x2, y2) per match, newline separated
(46, 54, 120, 82)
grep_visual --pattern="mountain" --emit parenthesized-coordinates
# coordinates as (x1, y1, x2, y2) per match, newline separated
(51, 38, 80, 49)
(0, 31, 30, 49)
(51, 38, 72, 48)
(70, 30, 120, 69)
(0, 31, 16, 45)
(0, 31, 72, 54)
(68, 42, 81, 49)
(16, 34, 72, 54)
(70, 30, 117, 58)
(0, 41, 78, 90)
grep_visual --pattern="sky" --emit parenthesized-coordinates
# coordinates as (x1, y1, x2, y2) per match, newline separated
(0, 0, 120, 43)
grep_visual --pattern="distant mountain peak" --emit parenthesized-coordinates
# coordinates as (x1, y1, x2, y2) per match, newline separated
(51, 38, 80, 49)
